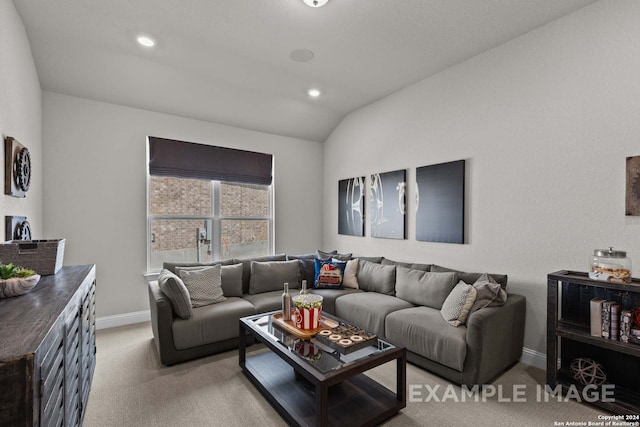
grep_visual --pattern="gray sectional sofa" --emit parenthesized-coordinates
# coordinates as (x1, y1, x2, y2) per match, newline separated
(148, 252, 526, 386)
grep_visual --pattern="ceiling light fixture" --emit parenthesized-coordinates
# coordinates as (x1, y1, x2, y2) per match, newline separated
(136, 35, 156, 48)
(308, 88, 321, 98)
(303, 0, 328, 8)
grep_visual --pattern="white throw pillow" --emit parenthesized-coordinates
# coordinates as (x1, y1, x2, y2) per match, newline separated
(440, 280, 477, 327)
(178, 264, 226, 307)
(338, 258, 359, 289)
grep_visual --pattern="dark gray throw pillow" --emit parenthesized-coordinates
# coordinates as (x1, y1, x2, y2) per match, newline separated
(249, 260, 300, 294)
(220, 263, 244, 297)
(357, 260, 396, 295)
(470, 273, 508, 313)
(395, 266, 459, 309)
(157, 269, 192, 319)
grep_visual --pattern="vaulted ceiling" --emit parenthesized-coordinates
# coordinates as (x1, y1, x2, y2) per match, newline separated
(14, 0, 596, 142)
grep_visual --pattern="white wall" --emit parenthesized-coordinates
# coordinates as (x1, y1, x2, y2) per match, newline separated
(322, 0, 640, 356)
(0, 2, 42, 238)
(42, 93, 323, 318)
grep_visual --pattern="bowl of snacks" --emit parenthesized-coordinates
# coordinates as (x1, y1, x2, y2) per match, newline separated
(292, 294, 323, 330)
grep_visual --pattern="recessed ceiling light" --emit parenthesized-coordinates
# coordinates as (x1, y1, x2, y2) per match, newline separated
(303, 0, 328, 7)
(308, 88, 321, 98)
(136, 35, 156, 48)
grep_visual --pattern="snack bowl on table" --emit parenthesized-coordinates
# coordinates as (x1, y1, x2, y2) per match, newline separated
(291, 294, 323, 330)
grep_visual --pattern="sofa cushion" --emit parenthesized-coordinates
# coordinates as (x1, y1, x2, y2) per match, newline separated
(357, 260, 396, 295)
(335, 292, 414, 337)
(385, 306, 468, 371)
(176, 265, 226, 307)
(341, 258, 359, 289)
(470, 273, 508, 313)
(395, 267, 458, 309)
(171, 297, 257, 350)
(249, 260, 300, 294)
(243, 290, 284, 314)
(317, 249, 351, 261)
(441, 281, 477, 326)
(431, 265, 508, 290)
(356, 256, 383, 264)
(314, 258, 346, 289)
(157, 269, 192, 319)
(381, 258, 431, 272)
(308, 288, 363, 314)
(234, 254, 287, 294)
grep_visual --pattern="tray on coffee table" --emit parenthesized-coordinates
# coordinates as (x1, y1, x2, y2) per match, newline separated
(271, 312, 339, 340)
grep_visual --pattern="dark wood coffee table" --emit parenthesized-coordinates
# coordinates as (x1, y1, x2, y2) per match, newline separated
(239, 311, 406, 427)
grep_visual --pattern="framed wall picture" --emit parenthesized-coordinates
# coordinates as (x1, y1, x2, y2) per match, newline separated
(5, 136, 32, 198)
(370, 169, 406, 239)
(626, 155, 640, 216)
(416, 160, 465, 244)
(338, 176, 365, 236)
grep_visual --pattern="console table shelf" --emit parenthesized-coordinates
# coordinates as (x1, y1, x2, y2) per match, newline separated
(547, 270, 640, 415)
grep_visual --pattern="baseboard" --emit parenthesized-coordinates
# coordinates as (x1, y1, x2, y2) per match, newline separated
(520, 347, 546, 370)
(96, 310, 150, 330)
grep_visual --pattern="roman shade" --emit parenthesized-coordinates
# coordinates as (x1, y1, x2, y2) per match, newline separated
(148, 136, 273, 185)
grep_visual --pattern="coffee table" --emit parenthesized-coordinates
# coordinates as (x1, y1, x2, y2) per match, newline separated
(239, 311, 406, 427)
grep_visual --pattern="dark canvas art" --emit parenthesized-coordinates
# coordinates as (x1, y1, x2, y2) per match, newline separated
(338, 177, 365, 236)
(416, 160, 465, 244)
(626, 156, 640, 216)
(369, 170, 406, 239)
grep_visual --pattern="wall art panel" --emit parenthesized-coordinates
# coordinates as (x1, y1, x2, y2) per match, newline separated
(338, 176, 365, 236)
(370, 170, 406, 239)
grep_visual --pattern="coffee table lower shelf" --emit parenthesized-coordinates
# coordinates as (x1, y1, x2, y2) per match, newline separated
(243, 351, 403, 427)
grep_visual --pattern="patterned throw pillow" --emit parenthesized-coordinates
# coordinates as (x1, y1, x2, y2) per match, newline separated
(313, 258, 346, 289)
(178, 264, 226, 307)
(440, 281, 478, 327)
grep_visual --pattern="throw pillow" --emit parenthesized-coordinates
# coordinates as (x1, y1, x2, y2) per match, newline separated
(381, 258, 431, 271)
(249, 260, 300, 294)
(470, 273, 508, 313)
(357, 260, 396, 295)
(340, 258, 359, 289)
(157, 269, 192, 319)
(317, 249, 352, 261)
(431, 265, 508, 290)
(220, 263, 244, 297)
(395, 267, 459, 309)
(177, 265, 226, 308)
(314, 258, 347, 289)
(441, 281, 478, 327)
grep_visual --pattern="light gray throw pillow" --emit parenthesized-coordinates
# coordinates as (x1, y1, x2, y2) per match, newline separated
(357, 259, 396, 295)
(157, 269, 192, 319)
(178, 264, 226, 307)
(431, 265, 508, 290)
(249, 260, 300, 294)
(470, 273, 508, 313)
(441, 281, 478, 327)
(395, 266, 458, 309)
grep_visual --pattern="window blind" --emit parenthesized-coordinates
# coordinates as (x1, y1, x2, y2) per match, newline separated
(148, 136, 273, 185)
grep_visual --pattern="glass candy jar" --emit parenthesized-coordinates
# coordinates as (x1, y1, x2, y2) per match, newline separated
(589, 247, 631, 284)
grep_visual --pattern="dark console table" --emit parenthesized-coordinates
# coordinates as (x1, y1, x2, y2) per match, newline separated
(0, 265, 96, 427)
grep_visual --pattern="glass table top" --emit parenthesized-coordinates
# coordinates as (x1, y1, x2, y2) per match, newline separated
(243, 312, 396, 374)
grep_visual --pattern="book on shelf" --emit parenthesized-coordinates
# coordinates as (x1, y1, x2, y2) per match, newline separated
(601, 301, 614, 339)
(610, 303, 621, 341)
(590, 298, 604, 337)
(621, 309, 632, 343)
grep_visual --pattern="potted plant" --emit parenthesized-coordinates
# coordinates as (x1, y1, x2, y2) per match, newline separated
(0, 261, 41, 298)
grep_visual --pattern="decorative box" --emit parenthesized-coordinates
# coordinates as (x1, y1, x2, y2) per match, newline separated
(0, 239, 65, 275)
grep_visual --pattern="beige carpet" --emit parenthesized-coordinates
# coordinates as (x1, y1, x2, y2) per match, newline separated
(84, 322, 605, 427)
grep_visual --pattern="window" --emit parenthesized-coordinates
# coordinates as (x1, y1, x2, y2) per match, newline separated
(147, 137, 273, 272)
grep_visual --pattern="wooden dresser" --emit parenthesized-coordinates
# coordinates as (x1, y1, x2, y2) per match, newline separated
(0, 265, 96, 427)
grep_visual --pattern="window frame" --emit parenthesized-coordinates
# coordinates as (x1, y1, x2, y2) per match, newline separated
(146, 177, 274, 274)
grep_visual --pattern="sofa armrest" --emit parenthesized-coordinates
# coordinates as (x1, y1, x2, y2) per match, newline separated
(462, 293, 526, 385)
(148, 280, 177, 364)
